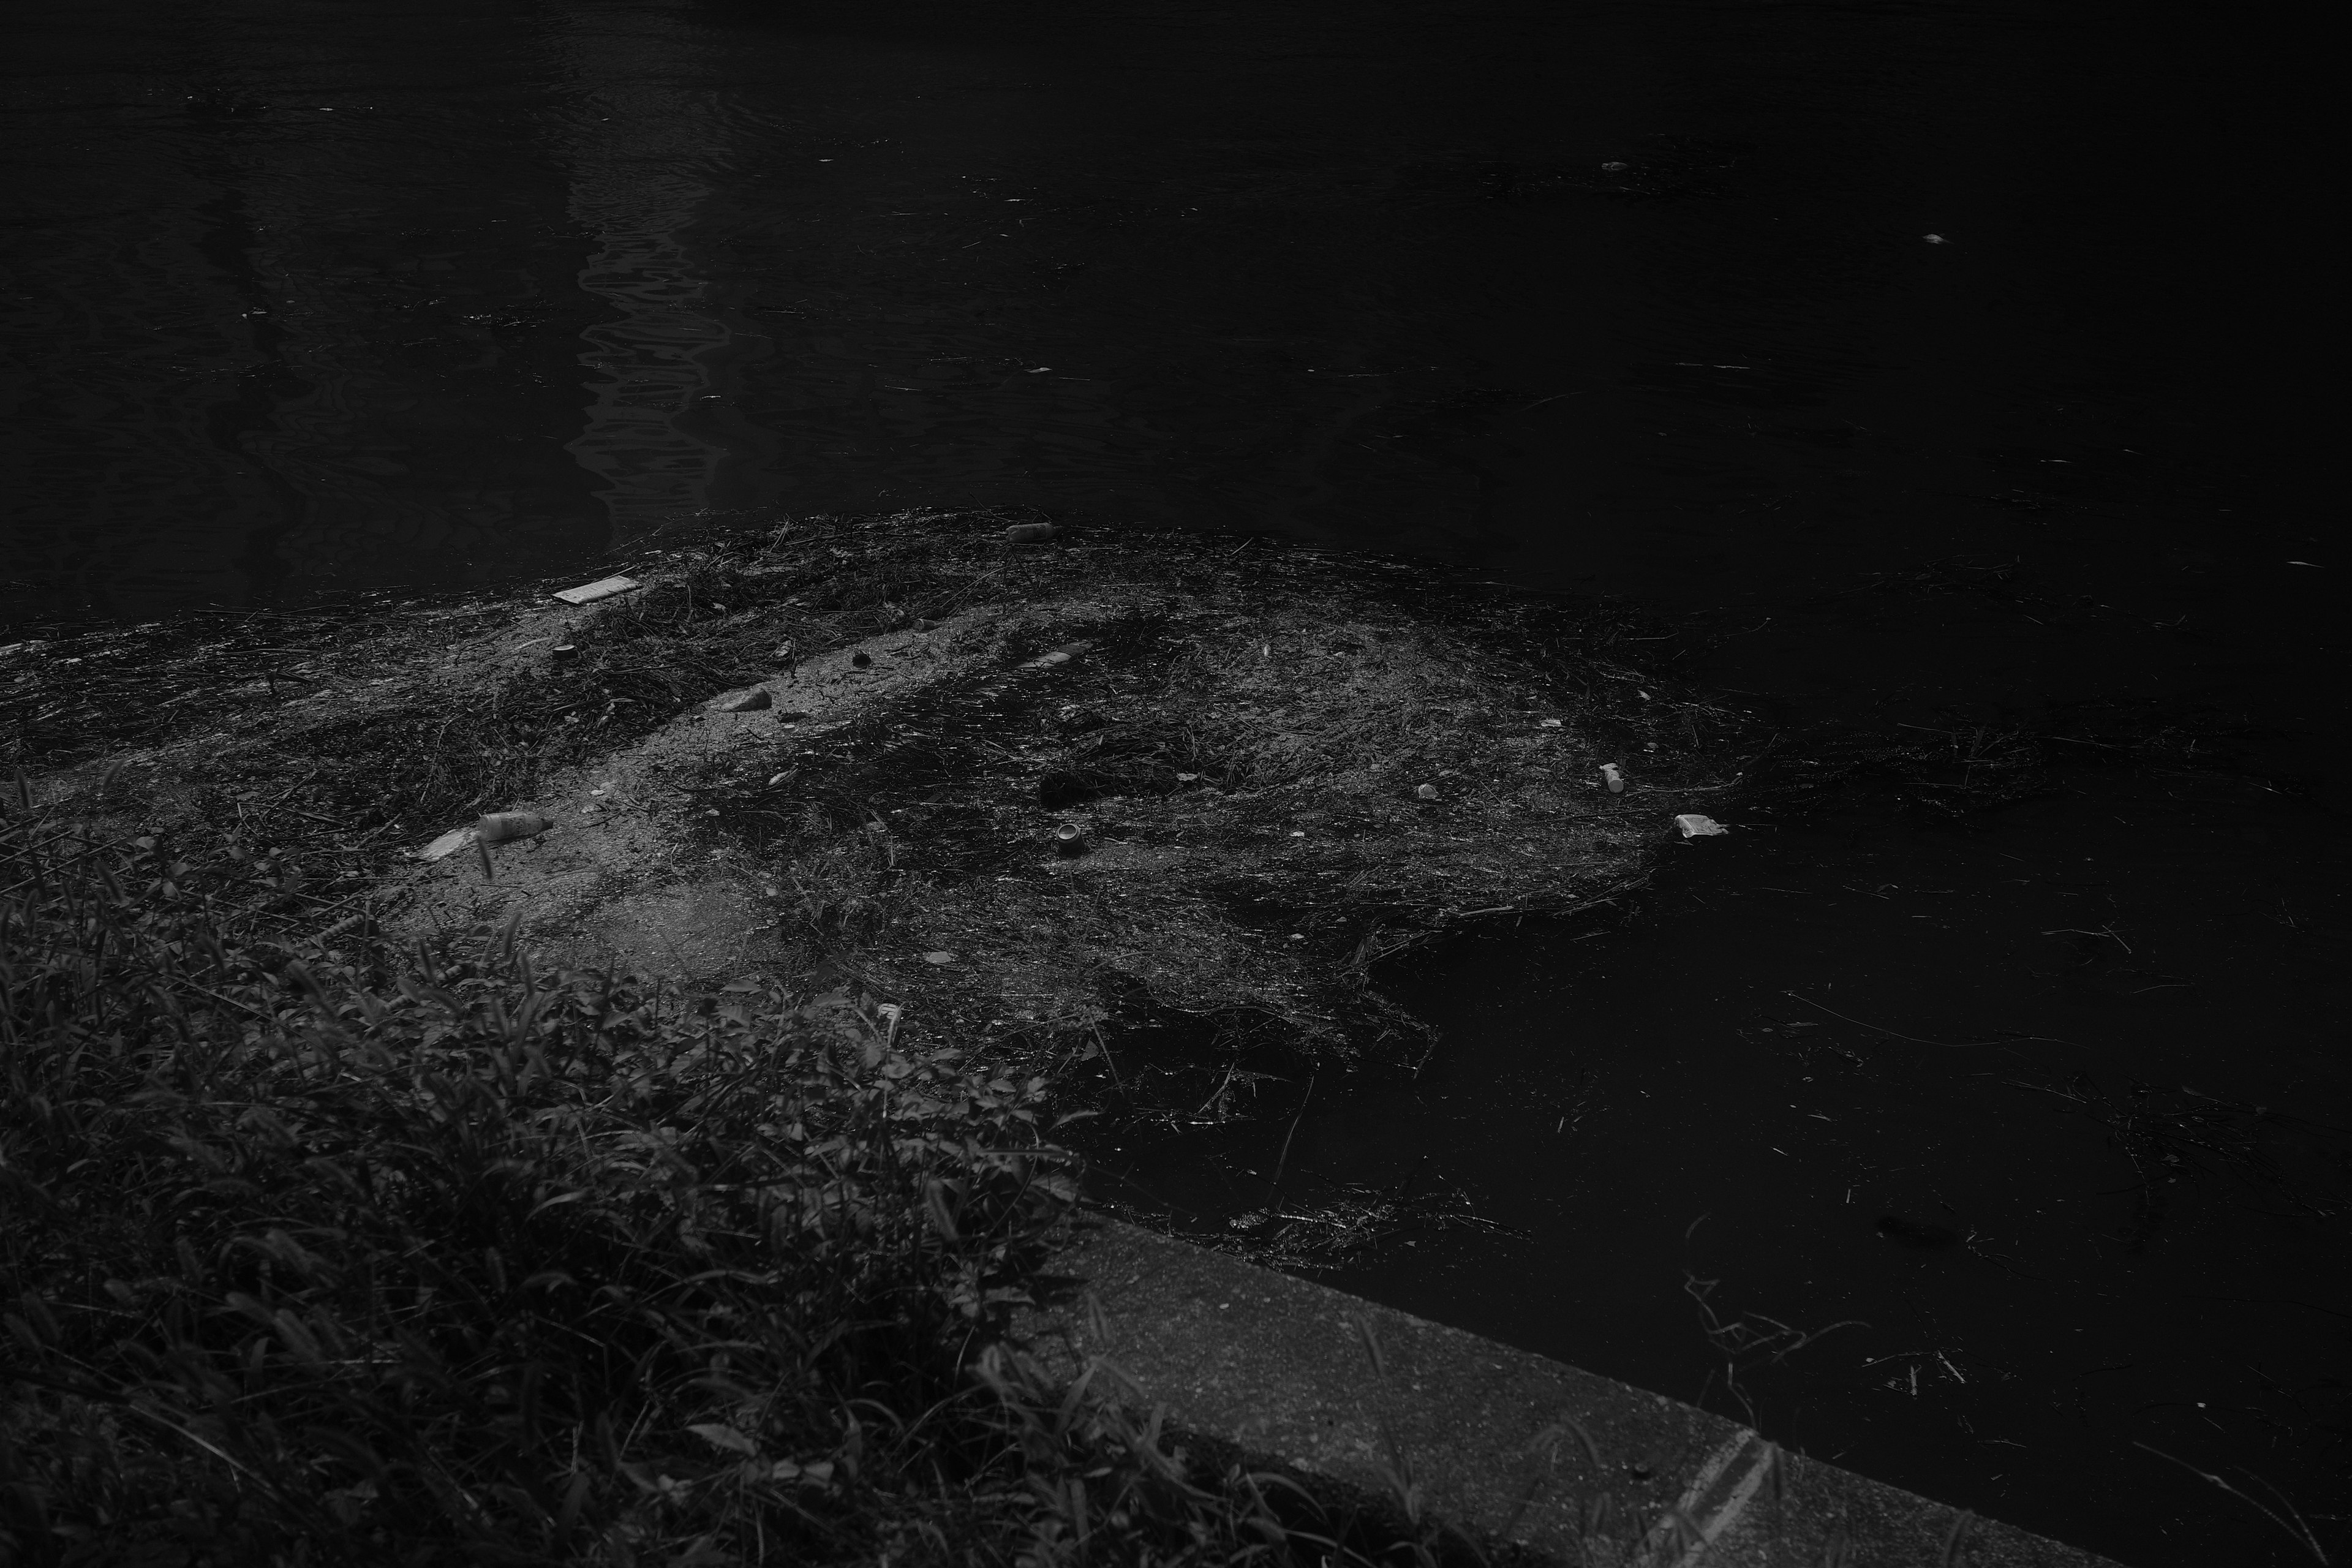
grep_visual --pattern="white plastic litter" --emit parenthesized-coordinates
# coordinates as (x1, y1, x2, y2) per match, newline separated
(478, 812, 554, 844)
(1675, 813, 1728, 838)
(1600, 763, 1626, 794)
(553, 575, 642, 605)
(707, 685, 772, 712)
(1415, 782, 1440, 801)
(420, 826, 477, 862)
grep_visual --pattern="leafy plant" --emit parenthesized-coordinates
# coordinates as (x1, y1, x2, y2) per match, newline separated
(0, 787, 1504, 1566)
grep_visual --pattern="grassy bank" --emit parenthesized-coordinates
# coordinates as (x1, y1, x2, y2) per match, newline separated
(3, 513, 1727, 1563)
(5, 514, 1740, 1253)
(10, 513, 2256, 1562)
(0, 789, 1553, 1566)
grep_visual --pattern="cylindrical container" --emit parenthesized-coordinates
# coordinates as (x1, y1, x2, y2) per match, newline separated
(477, 812, 553, 844)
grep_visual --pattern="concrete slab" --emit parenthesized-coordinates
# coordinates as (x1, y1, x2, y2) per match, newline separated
(1026, 1218, 2126, 1567)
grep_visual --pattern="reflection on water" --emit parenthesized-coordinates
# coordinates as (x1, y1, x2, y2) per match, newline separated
(7, 4, 612, 618)
(545, 16, 752, 532)
(10, 0, 2318, 624)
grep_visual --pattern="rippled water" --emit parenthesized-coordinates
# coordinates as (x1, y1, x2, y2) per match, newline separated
(7, 1, 2340, 1562)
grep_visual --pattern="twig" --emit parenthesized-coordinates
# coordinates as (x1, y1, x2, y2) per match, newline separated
(2041, 925, 2132, 954)
(1090, 1023, 1123, 1093)
(1782, 993, 2007, 1049)
(1266, 1073, 1317, 1206)
(2134, 1443, 2332, 1562)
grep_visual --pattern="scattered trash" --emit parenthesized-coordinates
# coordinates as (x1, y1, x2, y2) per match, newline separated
(1923, 233, 1948, 244)
(421, 811, 553, 863)
(1055, 823, 1089, 856)
(550, 643, 579, 660)
(773, 639, 796, 660)
(2288, 560, 2323, 568)
(850, 652, 873, 668)
(1176, 772, 1200, 783)
(1600, 161, 1629, 172)
(552, 575, 642, 606)
(767, 772, 790, 786)
(1600, 763, 1626, 794)
(1675, 813, 1728, 838)
(1415, 783, 1441, 801)
(922, 951, 956, 965)
(913, 619, 937, 631)
(419, 826, 477, 862)
(707, 685, 772, 712)
(1539, 718, 1563, 728)
(477, 812, 554, 844)
(1003, 522, 1059, 544)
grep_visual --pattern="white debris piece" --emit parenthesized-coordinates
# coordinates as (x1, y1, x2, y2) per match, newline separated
(553, 575, 643, 605)
(707, 685, 773, 712)
(1675, 813, 1729, 838)
(419, 826, 478, 862)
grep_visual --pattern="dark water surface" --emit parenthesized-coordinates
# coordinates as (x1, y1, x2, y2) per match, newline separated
(7, 1, 2342, 1562)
